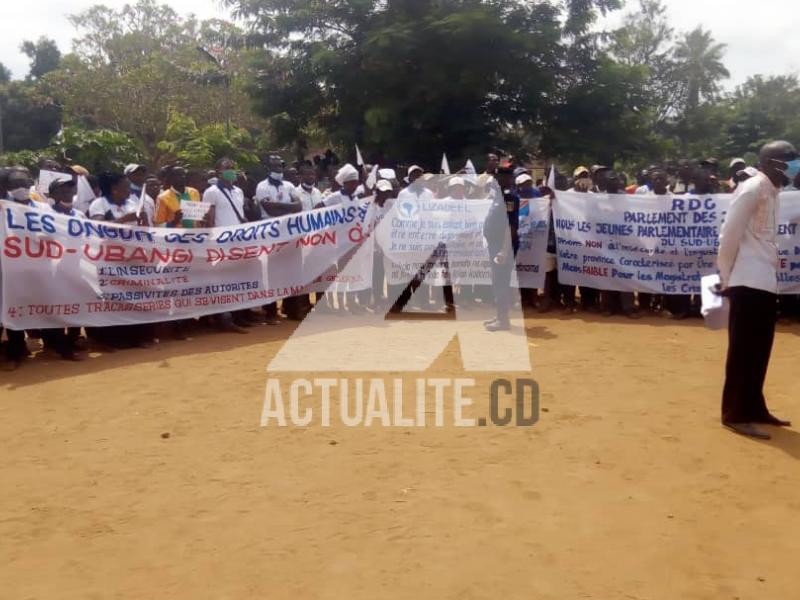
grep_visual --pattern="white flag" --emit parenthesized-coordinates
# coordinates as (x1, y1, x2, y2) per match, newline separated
(464, 159, 477, 175)
(441, 153, 451, 175)
(366, 164, 379, 191)
(355, 144, 364, 167)
(136, 181, 147, 219)
(547, 165, 556, 190)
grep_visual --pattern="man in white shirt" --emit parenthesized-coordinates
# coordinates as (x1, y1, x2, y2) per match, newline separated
(291, 163, 322, 316)
(205, 159, 248, 227)
(717, 140, 798, 439)
(291, 163, 323, 211)
(255, 155, 300, 217)
(203, 158, 251, 333)
(124, 163, 155, 225)
(256, 155, 303, 321)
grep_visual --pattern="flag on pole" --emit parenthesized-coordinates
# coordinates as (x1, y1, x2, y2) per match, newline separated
(464, 159, 477, 175)
(547, 165, 555, 190)
(366, 164, 378, 191)
(355, 144, 364, 167)
(441, 153, 451, 175)
(136, 181, 147, 219)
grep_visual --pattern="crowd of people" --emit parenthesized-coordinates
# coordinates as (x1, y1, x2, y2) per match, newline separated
(1, 149, 799, 370)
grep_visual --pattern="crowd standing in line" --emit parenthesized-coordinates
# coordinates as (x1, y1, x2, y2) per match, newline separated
(2, 148, 799, 370)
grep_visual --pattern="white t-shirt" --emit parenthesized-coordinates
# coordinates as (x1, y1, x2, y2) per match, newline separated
(204, 184, 246, 227)
(88, 196, 137, 220)
(292, 184, 323, 211)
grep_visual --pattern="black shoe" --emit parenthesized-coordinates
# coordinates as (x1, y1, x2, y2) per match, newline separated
(722, 421, 771, 439)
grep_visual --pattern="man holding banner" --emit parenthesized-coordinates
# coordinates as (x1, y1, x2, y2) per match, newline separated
(718, 140, 798, 439)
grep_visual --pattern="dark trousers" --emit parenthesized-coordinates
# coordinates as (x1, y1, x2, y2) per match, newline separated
(4, 328, 28, 361)
(579, 286, 599, 309)
(721, 287, 778, 423)
(560, 284, 577, 307)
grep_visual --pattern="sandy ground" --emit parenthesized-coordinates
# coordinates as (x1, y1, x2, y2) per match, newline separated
(2, 307, 800, 600)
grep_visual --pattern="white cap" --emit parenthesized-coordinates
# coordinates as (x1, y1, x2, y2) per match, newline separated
(448, 176, 465, 187)
(378, 168, 396, 180)
(515, 173, 533, 186)
(124, 163, 146, 176)
(729, 158, 746, 168)
(376, 180, 393, 192)
(738, 166, 758, 178)
(335, 163, 360, 186)
(407, 165, 423, 175)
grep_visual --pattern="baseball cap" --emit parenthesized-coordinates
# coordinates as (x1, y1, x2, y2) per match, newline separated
(573, 166, 590, 178)
(124, 164, 146, 176)
(376, 180, 393, 192)
(515, 173, 533, 186)
(729, 157, 746, 168)
(448, 176, 465, 187)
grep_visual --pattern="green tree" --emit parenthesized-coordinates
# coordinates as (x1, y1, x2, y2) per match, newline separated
(42, 0, 264, 161)
(0, 63, 11, 84)
(673, 26, 729, 110)
(20, 37, 62, 80)
(609, 0, 686, 126)
(49, 126, 145, 172)
(225, 0, 622, 165)
(156, 109, 260, 169)
(0, 81, 61, 152)
(721, 75, 800, 158)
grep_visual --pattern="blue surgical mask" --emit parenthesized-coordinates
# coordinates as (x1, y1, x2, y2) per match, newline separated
(783, 159, 800, 179)
(269, 172, 283, 182)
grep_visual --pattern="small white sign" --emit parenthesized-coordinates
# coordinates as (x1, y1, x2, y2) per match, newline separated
(180, 200, 212, 222)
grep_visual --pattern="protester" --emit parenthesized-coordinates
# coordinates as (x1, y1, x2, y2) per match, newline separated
(86, 172, 154, 349)
(203, 158, 251, 332)
(483, 164, 519, 331)
(124, 164, 155, 224)
(154, 165, 205, 228)
(717, 140, 797, 439)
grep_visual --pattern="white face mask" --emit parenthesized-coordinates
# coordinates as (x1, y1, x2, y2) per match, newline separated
(270, 172, 283, 182)
(8, 187, 31, 202)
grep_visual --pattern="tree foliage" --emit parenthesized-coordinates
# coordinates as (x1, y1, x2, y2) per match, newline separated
(20, 37, 62, 80)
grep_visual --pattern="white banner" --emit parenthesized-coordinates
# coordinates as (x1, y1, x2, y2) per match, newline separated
(553, 191, 800, 294)
(0, 199, 375, 328)
(376, 196, 547, 289)
(514, 196, 550, 289)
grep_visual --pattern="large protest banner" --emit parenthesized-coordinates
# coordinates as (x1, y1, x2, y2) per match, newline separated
(514, 196, 550, 289)
(553, 190, 800, 294)
(0, 199, 374, 328)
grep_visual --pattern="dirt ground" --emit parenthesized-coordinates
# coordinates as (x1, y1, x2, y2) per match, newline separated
(2, 308, 800, 600)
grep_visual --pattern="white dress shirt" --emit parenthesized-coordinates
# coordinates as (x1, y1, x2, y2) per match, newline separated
(718, 171, 780, 293)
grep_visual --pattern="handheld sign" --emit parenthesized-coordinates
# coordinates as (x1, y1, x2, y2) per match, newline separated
(180, 200, 212, 222)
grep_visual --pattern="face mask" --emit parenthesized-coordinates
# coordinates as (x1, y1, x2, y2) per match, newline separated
(8, 187, 31, 202)
(782, 159, 800, 179)
(222, 169, 237, 182)
(270, 172, 283, 182)
(302, 183, 314, 191)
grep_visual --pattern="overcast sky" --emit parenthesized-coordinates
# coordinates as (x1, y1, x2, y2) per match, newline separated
(2, 0, 798, 89)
